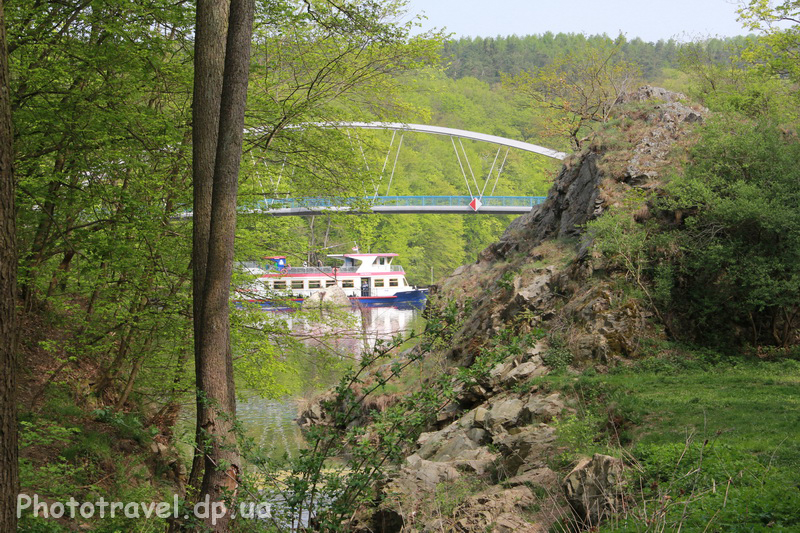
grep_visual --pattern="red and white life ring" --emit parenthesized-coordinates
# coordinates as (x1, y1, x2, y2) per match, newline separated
(332, 267, 339, 275)
(280, 267, 289, 275)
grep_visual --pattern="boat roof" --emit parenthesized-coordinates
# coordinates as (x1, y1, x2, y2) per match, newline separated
(328, 253, 398, 259)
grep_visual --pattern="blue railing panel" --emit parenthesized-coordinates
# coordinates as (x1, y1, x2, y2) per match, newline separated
(253, 196, 547, 210)
(176, 196, 549, 217)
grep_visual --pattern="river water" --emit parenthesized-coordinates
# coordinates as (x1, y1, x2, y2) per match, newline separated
(223, 305, 423, 462)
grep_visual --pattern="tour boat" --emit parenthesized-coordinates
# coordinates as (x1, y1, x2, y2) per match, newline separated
(236, 253, 428, 309)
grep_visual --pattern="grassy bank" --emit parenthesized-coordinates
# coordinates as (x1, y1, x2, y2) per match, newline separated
(532, 348, 800, 532)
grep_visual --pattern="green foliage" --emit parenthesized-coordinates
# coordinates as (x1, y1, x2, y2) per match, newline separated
(236, 299, 469, 531)
(604, 441, 800, 532)
(504, 38, 641, 150)
(738, 1, 800, 86)
(658, 117, 800, 346)
(91, 407, 155, 445)
(432, 475, 485, 518)
(587, 191, 657, 289)
(455, 327, 540, 386)
(533, 351, 800, 532)
(553, 413, 605, 457)
(541, 335, 574, 371)
(441, 33, 746, 84)
(497, 270, 516, 291)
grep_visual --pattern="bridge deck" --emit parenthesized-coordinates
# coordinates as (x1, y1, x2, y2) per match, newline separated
(177, 196, 548, 218)
(240, 196, 548, 216)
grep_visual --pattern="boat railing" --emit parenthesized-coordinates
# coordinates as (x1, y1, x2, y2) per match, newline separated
(256, 265, 405, 275)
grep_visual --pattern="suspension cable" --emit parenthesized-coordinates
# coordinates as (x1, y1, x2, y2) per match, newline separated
(479, 147, 502, 199)
(374, 130, 397, 200)
(489, 148, 510, 197)
(458, 138, 481, 196)
(385, 133, 404, 196)
(451, 136, 474, 198)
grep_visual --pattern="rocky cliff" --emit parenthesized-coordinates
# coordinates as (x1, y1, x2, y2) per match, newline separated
(301, 87, 707, 532)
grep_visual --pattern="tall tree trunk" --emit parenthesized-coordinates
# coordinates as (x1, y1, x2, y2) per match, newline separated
(0, 1, 18, 529)
(188, 0, 230, 493)
(193, 0, 254, 529)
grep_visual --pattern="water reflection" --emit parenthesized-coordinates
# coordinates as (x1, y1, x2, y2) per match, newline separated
(237, 305, 423, 461)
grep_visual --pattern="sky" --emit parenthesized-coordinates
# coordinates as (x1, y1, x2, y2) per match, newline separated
(401, 0, 750, 43)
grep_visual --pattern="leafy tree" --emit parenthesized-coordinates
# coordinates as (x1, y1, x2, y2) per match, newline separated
(659, 117, 800, 346)
(739, 0, 800, 83)
(676, 36, 799, 123)
(503, 39, 641, 150)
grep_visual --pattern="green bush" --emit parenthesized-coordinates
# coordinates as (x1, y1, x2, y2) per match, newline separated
(658, 117, 800, 347)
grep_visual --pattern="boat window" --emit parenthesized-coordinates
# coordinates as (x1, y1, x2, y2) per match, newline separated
(402, 278, 408, 286)
(325, 280, 337, 287)
(389, 278, 398, 287)
(374, 279, 385, 287)
(342, 279, 354, 288)
(379, 257, 385, 265)
(308, 280, 321, 289)
(291, 280, 304, 290)
(273, 281, 286, 290)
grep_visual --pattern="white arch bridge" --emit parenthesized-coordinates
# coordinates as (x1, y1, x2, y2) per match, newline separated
(198, 123, 565, 217)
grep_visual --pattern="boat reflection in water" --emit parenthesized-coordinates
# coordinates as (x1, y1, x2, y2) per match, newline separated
(236, 304, 424, 462)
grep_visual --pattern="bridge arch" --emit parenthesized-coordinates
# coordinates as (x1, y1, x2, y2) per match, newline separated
(305, 122, 567, 160)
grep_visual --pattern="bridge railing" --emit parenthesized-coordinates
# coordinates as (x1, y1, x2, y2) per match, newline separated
(248, 195, 547, 211)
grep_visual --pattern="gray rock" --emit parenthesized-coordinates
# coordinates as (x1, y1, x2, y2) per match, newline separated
(503, 361, 547, 384)
(486, 398, 526, 432)
(451, 448, 497, 476)
(494, 425, 557, 478)
(499, 151, 604, 248)
(465, 428, 489, 445)
(404, 454, 461, 487)
(459, 409, 476, 428)
(472, 406, 489, 428)
(493, 513, 540, 533)
(302, 283, 350, 307)
(489, 361, 511, 380)
(563, 454, 626, 527)
(416, 426, 451, 459)
(436, 400, 461, 424)
(617, 85, 687, 104)
(431, 433, 479, 462)
(503, 466, 559, 489)
(515, 270, 553, 306)
(453, 486, 538, 533)
(523, 393, 564, 423)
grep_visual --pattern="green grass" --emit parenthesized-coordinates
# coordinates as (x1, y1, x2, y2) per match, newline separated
(615, 364, 800, 466)
(535, 353, 800, 532)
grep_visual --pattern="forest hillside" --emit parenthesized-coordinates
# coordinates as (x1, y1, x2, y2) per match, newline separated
(4, 0, 799, 530)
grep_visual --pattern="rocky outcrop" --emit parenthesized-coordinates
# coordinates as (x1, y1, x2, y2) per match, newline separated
(563, 454, 627, 527)
(562, 285, 654, 360)
(435, 86, 705, 368)
(373, 378, 568, 530)
(500, 152, 604, 253)
(623, 89, 706, 185)
(310, 88, 705, 532)
(302, 283, 351, 308)
(617, 84, 687, 104)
